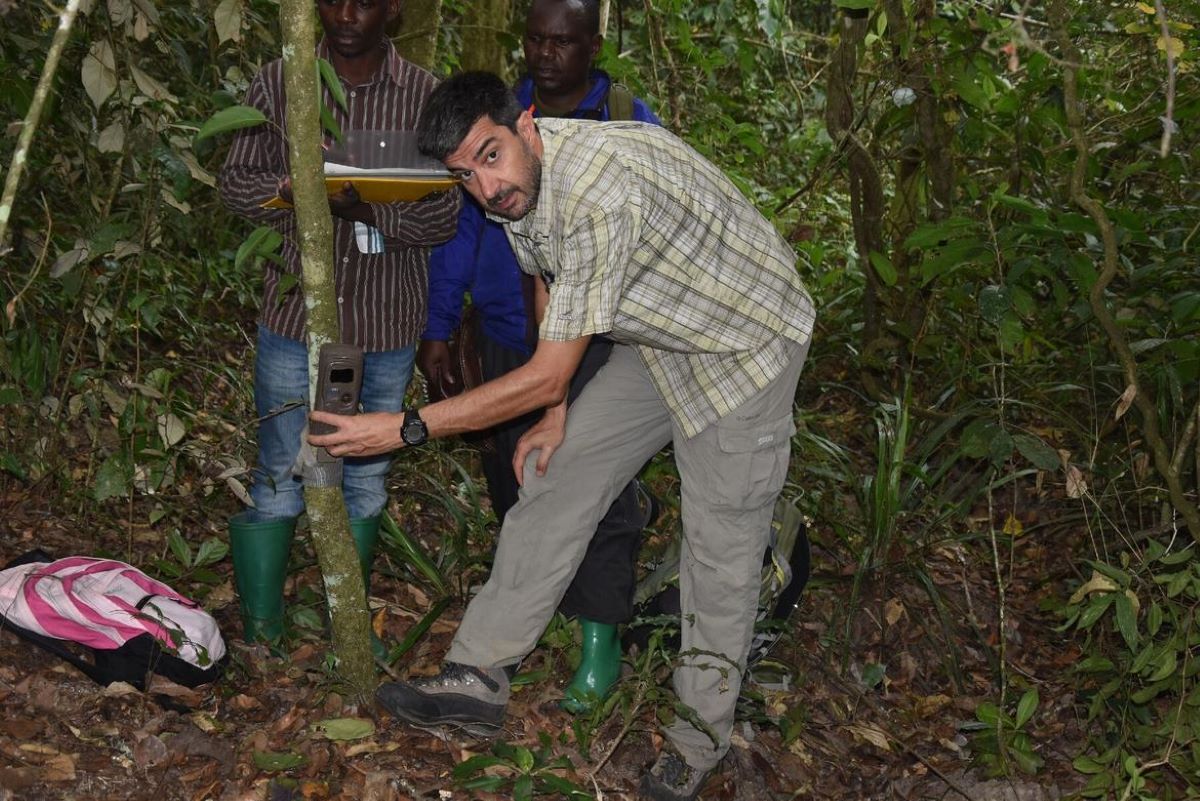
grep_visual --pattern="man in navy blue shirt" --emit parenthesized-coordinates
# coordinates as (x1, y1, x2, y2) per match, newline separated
(418, 0, 660, 713)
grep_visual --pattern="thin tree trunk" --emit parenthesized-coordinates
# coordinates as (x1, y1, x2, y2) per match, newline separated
(278, 0, 375, 698)
(460, 0, 512, 77)
(0, 0, 83, 254)
(1050, 0, 1200, 543)
(393, 0, 444, 71)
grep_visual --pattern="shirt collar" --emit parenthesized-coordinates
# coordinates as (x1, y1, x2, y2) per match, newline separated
(496, 120, 561, 241)
(315, 39, 405, 88)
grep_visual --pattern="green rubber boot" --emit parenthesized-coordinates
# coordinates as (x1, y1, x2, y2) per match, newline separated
(561, 619, 622, 714)
(349, 516, 388, 661)
(228, 512, 295, 644)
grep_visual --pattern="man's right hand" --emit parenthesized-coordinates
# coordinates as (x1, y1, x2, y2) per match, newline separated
(418, 339, 456, 401)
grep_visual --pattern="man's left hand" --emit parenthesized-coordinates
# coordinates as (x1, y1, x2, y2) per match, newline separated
(309, 410, 403, 457)
(328, 181, 374, 224)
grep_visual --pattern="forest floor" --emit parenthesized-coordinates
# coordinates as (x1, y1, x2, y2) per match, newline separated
(0, 388, 1094, 800)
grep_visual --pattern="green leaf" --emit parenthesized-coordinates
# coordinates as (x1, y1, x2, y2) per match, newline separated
(93, 453, 131, 502)
(1146, 601, 1164, 636)
(194, 538, 229, 567)
(868, 250, 898, 287)
(195, 105, 267, 141)
(1148, 650, 1177, 682)
(312, 717, 374, 741)
(320, 102, 343, 144)
(459, 776, 507, 791)
(452, 754, 507, 779)
(317, 58, 347, 111)
(1014, 688, 1038, 729)
(1013, 433, 1060, 470)
(167, 529, 192, 568)
(1073, 755, 1107, 774)
(513, 746, 535, 773)
(1078, 594, 1114, 630)
(1114, 592, 1138, 650)
(252, 750, 306, 771)
(235, 226, 283, 270)
(975, 702, 1001, 725)
(961, 418, 1000, 459)
(978, 285, 1010, 325)
(861, 661, 886, 688)
(834, 0, 875, 8)
(513, 775, 533, 801)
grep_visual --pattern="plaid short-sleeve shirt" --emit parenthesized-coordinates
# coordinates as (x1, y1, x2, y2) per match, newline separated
(500, 118, 816, 438)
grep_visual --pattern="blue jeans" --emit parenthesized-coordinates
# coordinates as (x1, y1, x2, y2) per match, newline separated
(248, 325, 414, 521)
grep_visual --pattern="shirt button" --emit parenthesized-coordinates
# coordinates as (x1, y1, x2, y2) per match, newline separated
(337, 297, 344, 304)
(342, 256, 349, 263)
(350, 91, 357, 98)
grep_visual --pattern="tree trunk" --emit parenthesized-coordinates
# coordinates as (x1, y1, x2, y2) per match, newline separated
(393, 0, 444, 71)
(460, 0, 512, 77)
(278, 0, 376, 698)
(0, 0, 83, 254)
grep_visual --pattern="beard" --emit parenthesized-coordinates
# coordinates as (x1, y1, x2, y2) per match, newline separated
(486, 140, 542, 221)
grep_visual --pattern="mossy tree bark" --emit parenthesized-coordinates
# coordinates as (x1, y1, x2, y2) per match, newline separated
(278, 0, 375, 698)
(459, 0, 512, 77)
(392, 0, 443, 71)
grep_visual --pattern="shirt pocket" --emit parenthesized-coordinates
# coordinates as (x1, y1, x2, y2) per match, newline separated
(712, 412, 795, 509)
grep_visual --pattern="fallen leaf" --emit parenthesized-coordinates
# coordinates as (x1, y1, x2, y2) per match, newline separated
(847, 724, 891, 752)
(311, 717, 374, 741)
(1069, 570, 1119, 604)
(884, 598, 905, 626)
(1066, 465, 1088, 498)
(41, 754, 76, 782)
(1115, 384, 1136, 420)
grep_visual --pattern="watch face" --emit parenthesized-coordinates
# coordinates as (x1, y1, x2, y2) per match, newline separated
(403, 414, 427, 445)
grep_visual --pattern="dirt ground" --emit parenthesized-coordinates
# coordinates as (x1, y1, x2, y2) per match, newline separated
(0, 479, 1089, 801)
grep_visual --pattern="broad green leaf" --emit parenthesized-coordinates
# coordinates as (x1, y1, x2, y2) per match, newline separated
(513, 775, 533, 801)
(1078, 594, 1114, 629)
(82, 39, 118, 111)
(513, 746, 535, 773)
(1146, 601, 1163, 636)
(312, 717, 374, 741)
(196, 105, 267, 141)
(167, 529, 192, 567)
(834, 0, 875, 8)
(1148, 650, 1177, 682)
(214, 0, 242, 44)
(194, 538, 229, 568)
(452, 754, 507, 779)
(252, 750, 306, 771)
(235, 226, 283, 269)
(317, 58, 347, 110)
(93, 453, 130, 502)
(319, 102, 343, 143)
(978, 285, 1010, 325)
(1073, 755, 1107, 774)
(1114, 592, 1138, 650)
(868, 251, 897, 287)
(1014, 688, 1038, 729)
(975, 702, 1001, 725)
(1013, 434, 1060, 470)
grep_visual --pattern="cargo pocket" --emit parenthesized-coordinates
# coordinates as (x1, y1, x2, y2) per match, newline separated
(712, 412, 795, 510)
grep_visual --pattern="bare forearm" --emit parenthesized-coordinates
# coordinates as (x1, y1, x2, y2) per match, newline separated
(423, 364, 566, 437)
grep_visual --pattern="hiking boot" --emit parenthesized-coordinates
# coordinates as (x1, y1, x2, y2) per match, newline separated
(376, 662, 509, 735)
(640, 749, 712, 801)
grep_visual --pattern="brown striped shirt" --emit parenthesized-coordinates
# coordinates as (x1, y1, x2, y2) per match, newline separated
(219, 40, 460, 352)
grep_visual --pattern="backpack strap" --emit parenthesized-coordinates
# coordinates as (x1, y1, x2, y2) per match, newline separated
(604, 82, 636, 122)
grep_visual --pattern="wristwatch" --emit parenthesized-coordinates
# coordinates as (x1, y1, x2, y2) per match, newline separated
(400, 409, 428, 447)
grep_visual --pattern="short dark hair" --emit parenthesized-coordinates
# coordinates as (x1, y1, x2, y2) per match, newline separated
(417, 72, 526, 162)
(528, 0, 601, 37)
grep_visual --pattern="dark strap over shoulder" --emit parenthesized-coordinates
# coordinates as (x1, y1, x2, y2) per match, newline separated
(605, 82, 636, 122)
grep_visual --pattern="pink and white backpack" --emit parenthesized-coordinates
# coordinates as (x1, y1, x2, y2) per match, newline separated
(0, 551, 226, 689)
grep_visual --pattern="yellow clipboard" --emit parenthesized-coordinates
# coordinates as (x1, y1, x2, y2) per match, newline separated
(261, 175, 459, 209)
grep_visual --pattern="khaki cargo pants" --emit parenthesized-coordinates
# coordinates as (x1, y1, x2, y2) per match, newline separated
(447, 338, 808, 770)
